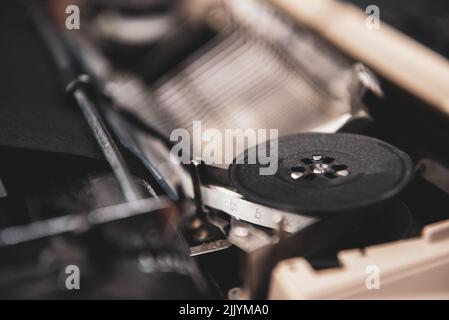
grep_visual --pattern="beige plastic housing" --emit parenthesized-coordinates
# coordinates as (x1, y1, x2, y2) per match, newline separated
(269, 219, 449, 299)
(272, 0, 449, 117)
(267, 0, 449, 300)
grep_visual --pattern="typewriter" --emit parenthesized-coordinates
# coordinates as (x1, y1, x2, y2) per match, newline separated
(1, 0, 449, 299)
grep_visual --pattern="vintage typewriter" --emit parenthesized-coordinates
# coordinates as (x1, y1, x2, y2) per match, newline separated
(1, 0, 449, 299)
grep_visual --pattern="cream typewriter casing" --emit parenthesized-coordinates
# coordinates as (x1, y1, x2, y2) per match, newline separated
(270, 219, 449, 299)
(268, 0, 449, 299)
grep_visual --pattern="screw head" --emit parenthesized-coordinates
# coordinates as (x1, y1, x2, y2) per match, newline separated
(233, 226, 249, 238)
(312, 163, 330, 174)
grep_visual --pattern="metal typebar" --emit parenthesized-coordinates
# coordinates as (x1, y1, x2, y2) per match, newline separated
(26, 3, 142, 202)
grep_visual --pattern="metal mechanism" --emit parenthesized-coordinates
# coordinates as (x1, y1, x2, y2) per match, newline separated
(110, 0, 380, 171)
(28, 4, 142, 203)
(3, 0, 449, 301)
(289, 155, 351, 181)
(0, 197, 171, 247)
(184, 160, 231, 256)
(71, 82, 143, 202)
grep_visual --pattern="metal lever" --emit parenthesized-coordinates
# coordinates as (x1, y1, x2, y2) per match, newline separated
(189, 159, 207, 216)
(27, 4, 142, 203)
(70, 79, 142, 202)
